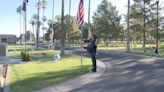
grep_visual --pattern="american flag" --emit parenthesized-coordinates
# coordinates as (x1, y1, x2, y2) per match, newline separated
(77, 0, 84, 28)
(49, 30, 54, 49)
(49, 30, 54, 40)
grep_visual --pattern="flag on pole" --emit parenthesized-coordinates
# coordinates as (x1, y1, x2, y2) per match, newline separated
(77, 0, 84, 29)
(77, 0, 84, 68)
(49, 30, 54, 49)
(49, 31, 54, 40)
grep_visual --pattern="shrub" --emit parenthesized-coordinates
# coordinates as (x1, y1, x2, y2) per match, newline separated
(21, 51, 31, 61)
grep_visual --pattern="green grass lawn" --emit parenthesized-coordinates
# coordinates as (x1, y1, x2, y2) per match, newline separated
(7, 42, 164, 92)
(8, 49, 91, 92)
(8, 44, 33, 51)
(97, 42, 164, 58)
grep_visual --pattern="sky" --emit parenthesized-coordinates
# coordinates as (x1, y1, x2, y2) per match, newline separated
(0, 0, 163, 37)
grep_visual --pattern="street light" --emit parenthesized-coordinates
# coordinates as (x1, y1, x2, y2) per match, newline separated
(155, 0, 159, 54)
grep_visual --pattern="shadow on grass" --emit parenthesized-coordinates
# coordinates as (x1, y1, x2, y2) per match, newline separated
(10, 65, 91, 92)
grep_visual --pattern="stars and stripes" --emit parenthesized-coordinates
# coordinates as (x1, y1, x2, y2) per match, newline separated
(77, 0, 84, 28)
(49, 30, 54, 49)
(49, 30, 54, 40)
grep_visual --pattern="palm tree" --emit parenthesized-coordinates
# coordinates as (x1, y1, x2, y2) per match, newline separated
(29, 19, 35, 42)
(32, 14, 38, 42)
(60, 0, 65, 56)
(41, 0, 47, 44)
(143, 0, 151, 53)
(126, 0, 130, 52)
(16, 5, 22, 44)
(36, 0, 42, 49)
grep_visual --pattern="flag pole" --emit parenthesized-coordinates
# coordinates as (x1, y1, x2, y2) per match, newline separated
(80, 27, 83, 69)
(88, 0, 91, 38)
(77, 0, 84, 69)
(51, 0, 54, 50)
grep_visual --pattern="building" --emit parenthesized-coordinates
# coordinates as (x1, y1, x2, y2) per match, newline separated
(0, 34, 17, 44)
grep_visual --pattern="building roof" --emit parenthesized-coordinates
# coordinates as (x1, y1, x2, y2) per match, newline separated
(0, 34, 16, 38)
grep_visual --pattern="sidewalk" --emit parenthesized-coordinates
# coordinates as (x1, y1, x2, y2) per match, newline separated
(35, 60, 106, 92)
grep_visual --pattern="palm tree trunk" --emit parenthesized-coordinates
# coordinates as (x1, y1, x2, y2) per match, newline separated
(60, 0, 65, 56)
(19, 13, 22, 44)
(32, 25, 35, 42)
(42, 9, 45, 45)
(36, 0, 41, 49)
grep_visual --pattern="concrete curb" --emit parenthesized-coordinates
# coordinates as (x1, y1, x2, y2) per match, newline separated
(3, 65, 10, 92)
(36, 60, 106, 92)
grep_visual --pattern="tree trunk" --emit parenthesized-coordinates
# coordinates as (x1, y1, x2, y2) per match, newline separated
(19, 13, 22, 44)
(60, 0, 65, 56)
(32, 25, 35, 42)
(36, 0, 41, 49)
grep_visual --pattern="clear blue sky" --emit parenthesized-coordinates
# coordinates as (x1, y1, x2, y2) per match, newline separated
(3, 0, 163, 37)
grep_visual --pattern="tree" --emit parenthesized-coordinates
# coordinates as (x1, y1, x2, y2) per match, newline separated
(29, 19, 35, 41)
(16, 5, 22, 44)
(45, 15, 79, 45)
(41, 0, 47, 44)
(93, 0, 122, 46)
(132, 0, 151, 52)
(25, 31, 32, 41)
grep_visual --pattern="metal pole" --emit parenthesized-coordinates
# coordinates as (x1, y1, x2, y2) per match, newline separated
(52, 0, 54, 35)
(126, 0, 130, 52)
(80, 29, 83, 68)
(51, 0, 54, 50)
(143, 1, 146, 53)
(88, 0, 91, 38)
(20, 11, 22, 44)
(156, 0, 159, 54)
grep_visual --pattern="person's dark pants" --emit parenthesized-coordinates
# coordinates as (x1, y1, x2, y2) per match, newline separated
(91, 53, 96, 72)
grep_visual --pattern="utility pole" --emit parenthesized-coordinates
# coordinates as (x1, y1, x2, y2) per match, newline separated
(126, 0, 130, 52)
(155, 0, 159, 54)
(143, 1, 146, 53)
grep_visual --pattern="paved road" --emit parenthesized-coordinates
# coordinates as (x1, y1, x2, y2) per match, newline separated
(69, 50, 164, 92)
